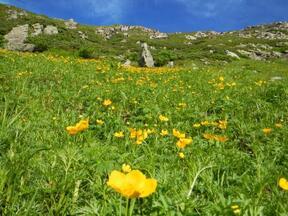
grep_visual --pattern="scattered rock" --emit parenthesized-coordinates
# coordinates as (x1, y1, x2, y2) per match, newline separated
(140, 43, 154, 67)
(44, 25, 58, 35)
(270, 76, 283, 81)
(225, 50, 240, 59)
(6, 9, 27, 19)
(150, 32, 168, 39)
(78, 31, 88, 39)
(185, 35, 197, 40)
(123, 59, 131, 67)
(4, 24, 35, 51)
(65, 19, 77, 29)
(167, 61, 174, 67)
(31, 23, 43, 36)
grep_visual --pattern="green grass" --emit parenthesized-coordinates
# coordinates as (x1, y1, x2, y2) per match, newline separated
(0, 49, 288, 215)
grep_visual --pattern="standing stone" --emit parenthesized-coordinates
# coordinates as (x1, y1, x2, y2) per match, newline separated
(4, 24, 35, 51)
(44, 25, 58, 35)
(140, 43, 154, 67)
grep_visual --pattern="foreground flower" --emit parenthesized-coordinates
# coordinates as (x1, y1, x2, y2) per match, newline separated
(262, 128, 272, 135)
(159, 115, 169, 122)
(278, 177, 288, 190)
(66, 119, 89, 135)
(103, 99, 112, 106)
(176, 138, 192, 148)
(107, 170, 157, 198)
(114, 131, 124, 138)
(122, 164, 132, 173)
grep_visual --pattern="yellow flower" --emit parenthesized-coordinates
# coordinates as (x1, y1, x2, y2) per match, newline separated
(214, 135, 229, 142)
(114, 131, 124, 138)
(275, 123, 283, 128)
(218, 120, 228, 130)
(160, 129, 169, 136)
(107, 170, 157, 198)
(130, 128, 148, 144)
(200, 120, 209, 126)
(219, 76, 224, 81)
(75, 119, 89, 131)
(193, 123, 201, 128)
(173, 129, 185, 139)
(231, 205, 239, 210)
(203, 133, 228, 142)
(233, 209, 241, 214)
(178, 152, 185, 159)
(66, 126, 79, 135)
(159, 115, 169, 122)
(66, 119, 89, 135)
(176, 138, 192, 148)
(203, 133, 215, 140)
(262, 128, 272, 135)
(231, 205, 240, 214)
(96, 119, 104, 125)
(103, 99, 112, 106)
(278, 177, 288, 190)
(122, 164, 132, 173)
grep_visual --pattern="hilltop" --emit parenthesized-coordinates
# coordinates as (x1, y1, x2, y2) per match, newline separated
(0, 3, 288, 66)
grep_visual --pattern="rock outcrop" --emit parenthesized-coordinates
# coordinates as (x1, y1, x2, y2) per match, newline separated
(4, 24, 35, 51)
(150, 32, 168, 39)
(6, 9, 27, 19)
(31, 23, 43, 36)
(65, 19, 77, 29)
(225, 50, 240, 59)
(78, 31, 88, 39)
(140, 43, 154, 67)
(44, 25, 58, 35)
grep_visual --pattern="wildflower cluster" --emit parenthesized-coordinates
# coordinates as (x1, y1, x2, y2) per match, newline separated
(130, 128, 150, 144)
(173, 129, 192, 148)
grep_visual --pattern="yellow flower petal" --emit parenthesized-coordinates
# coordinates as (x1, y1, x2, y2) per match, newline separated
(279, 177, 288, 190)
(139, 178, 157, 198)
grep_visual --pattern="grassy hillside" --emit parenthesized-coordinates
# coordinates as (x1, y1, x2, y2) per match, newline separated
(1, 3, 288, 215)
(0, 48, 288, 215)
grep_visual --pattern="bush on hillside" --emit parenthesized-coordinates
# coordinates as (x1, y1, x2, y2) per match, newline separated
(78, 48, 95, 59)
(154, 50, 177, 66)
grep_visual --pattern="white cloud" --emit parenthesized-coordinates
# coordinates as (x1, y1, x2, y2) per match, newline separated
(176, 0, 244, 17)
(86, 0, 130, 22)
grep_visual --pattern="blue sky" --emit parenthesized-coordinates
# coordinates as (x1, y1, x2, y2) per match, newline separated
(1, 0, 288, 32)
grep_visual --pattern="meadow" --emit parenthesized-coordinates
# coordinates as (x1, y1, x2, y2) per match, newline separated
(0, 48, 288, 215)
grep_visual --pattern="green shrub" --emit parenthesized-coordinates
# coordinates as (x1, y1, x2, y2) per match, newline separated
(78, 48, 95, 59)
(154, 50, 176, 66)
